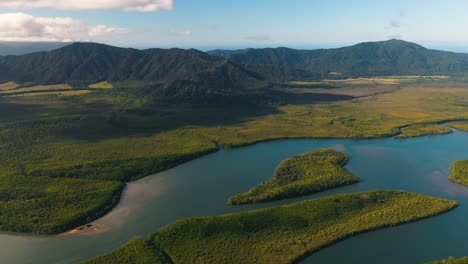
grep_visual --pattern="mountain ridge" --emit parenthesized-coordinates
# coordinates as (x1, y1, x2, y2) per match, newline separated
(1, 39, 468, 100)
(208, 39, 468, 80)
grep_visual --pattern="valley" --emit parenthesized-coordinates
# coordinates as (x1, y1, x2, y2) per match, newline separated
(2, 40, 468, 263)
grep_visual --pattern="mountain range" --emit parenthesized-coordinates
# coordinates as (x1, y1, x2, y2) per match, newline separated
(1, 39, 468, 99)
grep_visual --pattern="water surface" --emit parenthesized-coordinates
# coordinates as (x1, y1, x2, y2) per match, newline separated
(2, 130, 468, 263)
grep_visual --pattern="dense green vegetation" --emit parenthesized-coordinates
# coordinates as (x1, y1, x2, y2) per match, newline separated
(1, 76, 468, 233)
(228, 149, 358, 205)
(449, 160, 468, 186)
(0, 43, 263, 97)
(2, 41, 468, 234)
(0, 174, 123, 234)
(447, 121, 468, 132)
(87, 191, 455, 264)
(395, 123, 453, 139)
(208, 39, 468, 80)
(428, 257, 468, 264)
(83, 238, 171, 264)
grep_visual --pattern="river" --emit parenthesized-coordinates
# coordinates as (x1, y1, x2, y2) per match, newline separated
(2, 129, 468, 263)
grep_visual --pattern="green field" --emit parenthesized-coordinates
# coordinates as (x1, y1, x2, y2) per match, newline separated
(428, 257, 468, 264)
(228, 149, 359, 205)
(449, 160, 468, 186)
(85, 191, 456, 264)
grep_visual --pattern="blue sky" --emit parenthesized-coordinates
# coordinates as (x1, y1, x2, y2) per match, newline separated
(1, 0, 468, 51)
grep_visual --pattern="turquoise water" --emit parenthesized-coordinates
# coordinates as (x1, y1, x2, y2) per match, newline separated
(2, 130, 468, 263)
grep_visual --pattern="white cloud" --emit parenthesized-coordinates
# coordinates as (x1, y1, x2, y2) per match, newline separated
(0, 13, 126, 42)
(0, 0, 172, 12)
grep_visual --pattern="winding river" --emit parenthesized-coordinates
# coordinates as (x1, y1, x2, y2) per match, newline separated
(3, 129, 468, 264)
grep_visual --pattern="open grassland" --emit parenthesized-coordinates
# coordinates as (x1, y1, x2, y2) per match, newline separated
(0, 82, 19, 91)
(83, 238, 170, 264)
(0, 174, 123, 234)
(89, 81, 113, 89)
(9, 90, 93, 97)
(428, 257, 468, 264)
(0, 84, 72, 94)
(449, 160, 468, 186)
(2, 78, 468, 233)
(395, 123, 453, 139)
(228, 149, 358, 205)
(130, 191, 455, 264)
(289, 76, 449, 87)
(279, 85, 398, 98)
(196, 87, 468, 147)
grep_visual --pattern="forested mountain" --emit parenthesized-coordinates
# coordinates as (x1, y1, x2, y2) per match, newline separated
(208, 39, 468, 80)
(0, 42, 70, 56)
(0, 43, 263, 98)
(1, 40, 468, 99)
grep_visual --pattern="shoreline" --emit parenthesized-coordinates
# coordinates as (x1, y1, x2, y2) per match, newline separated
(2, 118, 467, 237)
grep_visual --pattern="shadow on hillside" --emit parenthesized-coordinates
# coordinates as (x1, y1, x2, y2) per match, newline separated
(0, 90, 356, 143)
(60, 101, 282, 141)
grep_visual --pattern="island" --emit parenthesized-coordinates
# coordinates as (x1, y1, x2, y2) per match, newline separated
(85, 191, 457, 264)
(228, 149, 359, 205)
(449, 160, 468, 186)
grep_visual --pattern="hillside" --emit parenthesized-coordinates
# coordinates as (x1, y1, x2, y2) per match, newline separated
(0, 43, 263, 99)
(208, 39, 468, 80)
(2, 40, 468, 101)
(0, 42, 70, 56)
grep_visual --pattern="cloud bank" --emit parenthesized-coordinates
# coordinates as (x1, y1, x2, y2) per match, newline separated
(0, 0, 172, 12)
(0, 13, 126, 42)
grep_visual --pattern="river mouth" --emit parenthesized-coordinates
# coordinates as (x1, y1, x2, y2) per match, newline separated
(2, 130, 468, 264)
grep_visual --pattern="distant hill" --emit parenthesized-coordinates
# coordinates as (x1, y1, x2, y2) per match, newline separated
(2, 40, 468, 100)
(0, 43, 263, 99)
(0, 42, 70, 56)
(208, 39, 468, 80)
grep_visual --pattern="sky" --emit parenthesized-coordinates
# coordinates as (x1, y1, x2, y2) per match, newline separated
(1, 0, 468, 51)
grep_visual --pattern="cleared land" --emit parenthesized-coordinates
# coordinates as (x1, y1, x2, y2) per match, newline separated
(228, 149, 359, 205)
(86, 191, 456, 264)
(10, 90, 93, 97)
(449, 160, 468, 186)
(0, 82, 19, 91)
(0, 84, 72, 94)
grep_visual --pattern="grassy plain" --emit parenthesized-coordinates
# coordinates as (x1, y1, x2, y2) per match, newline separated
(228, 149, 358, 205)
(86, 191, 456, 264)
(0, 82, 19, 91)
